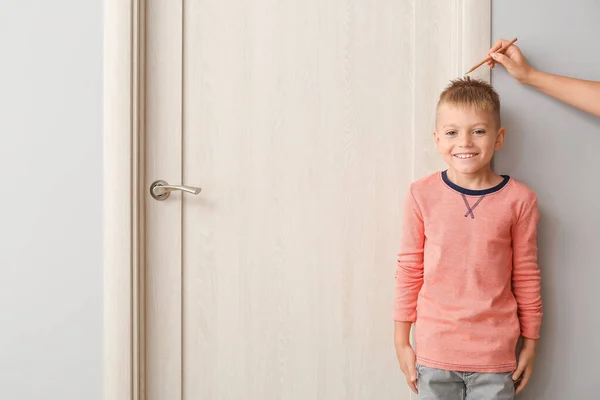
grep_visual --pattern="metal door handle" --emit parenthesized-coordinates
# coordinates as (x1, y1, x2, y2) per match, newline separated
(150, 180, 202, 201)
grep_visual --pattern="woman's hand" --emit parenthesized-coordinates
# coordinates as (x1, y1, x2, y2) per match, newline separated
(487, 39, 535, 84)
(487, 38, 600, 117)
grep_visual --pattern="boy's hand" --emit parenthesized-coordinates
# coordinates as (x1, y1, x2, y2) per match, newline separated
(512, 338, 537, 395)
(395, 343, 418, 394)
(486, 39, 535, 84)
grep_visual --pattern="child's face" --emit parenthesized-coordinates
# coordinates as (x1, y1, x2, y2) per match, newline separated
(434, 104, 505, 175)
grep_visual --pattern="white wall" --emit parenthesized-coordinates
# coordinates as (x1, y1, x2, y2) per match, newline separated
(0, 1, 103, 399)
(493, 0, 600, 398)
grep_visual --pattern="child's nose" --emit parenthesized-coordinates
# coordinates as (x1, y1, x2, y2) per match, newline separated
(458, 134, 473, 147)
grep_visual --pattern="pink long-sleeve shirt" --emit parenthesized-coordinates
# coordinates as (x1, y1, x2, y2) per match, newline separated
(394, 171, 542, 373)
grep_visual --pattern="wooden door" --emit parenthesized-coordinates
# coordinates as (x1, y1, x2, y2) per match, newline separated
(139, 1, 491, 399)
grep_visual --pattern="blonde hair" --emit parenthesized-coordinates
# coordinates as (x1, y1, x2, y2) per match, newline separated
(437, 77, 501, 125)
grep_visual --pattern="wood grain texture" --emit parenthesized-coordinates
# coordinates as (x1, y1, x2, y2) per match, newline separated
(145, 1, 183, 399)
(180, 0, 413, 398)
(462, 0, 492, 83)
(103, 0, 144, 399)
(104, 0, 133, 397)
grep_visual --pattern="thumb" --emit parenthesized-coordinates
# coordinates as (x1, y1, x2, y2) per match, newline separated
(490, 52, 515, 69)
(512, 362, 525, 381)
(407, 363, 417, 382)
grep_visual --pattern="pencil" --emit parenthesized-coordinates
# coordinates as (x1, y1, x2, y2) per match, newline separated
(465, 37, 518, 75)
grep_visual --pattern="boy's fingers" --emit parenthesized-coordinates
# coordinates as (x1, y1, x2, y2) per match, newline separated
(407, 363, 417, 382)
(406, 377, 418, 394)
(405, 362, 418, 393)
(512, 364, 525, 381)
(514, 370, 531, 395)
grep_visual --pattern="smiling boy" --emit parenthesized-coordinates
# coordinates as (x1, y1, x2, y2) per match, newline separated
(393, 77, 542, 399)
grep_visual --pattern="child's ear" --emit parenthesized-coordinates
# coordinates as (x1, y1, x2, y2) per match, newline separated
(432, 131, 439, 146)
(494, 127, 506, 150)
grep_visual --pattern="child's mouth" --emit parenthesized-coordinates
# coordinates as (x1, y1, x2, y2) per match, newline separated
(454, 153, 479, 159)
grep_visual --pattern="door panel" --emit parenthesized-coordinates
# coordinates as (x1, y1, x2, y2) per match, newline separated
(180, 1, 412, 399)
(144, 1, 490, 399)
(146, 1, 183, 399)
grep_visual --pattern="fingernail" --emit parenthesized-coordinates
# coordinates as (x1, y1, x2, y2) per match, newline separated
(491, 53, 498, 59)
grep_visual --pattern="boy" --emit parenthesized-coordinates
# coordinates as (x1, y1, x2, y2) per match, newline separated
(394, 77, 542, 399)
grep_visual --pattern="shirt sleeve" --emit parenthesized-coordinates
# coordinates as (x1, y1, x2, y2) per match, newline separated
(393, 186, 425, 322)
(512, 197, 543, 339)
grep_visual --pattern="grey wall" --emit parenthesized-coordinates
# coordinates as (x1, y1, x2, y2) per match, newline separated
(493, 0, 600, 398)
(0, 1, 103, 399)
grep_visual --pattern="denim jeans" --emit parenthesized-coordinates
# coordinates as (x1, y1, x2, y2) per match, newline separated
(417, 364, 515, 400)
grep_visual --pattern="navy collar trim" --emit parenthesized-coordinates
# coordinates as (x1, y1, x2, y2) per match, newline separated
(441, 170, 510, 196)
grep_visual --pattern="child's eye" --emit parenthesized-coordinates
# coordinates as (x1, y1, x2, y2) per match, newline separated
(445, 131, 457, 136)
(473, 129, 486, 135)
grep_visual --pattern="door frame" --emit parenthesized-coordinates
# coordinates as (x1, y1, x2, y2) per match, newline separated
(104, 1, 146, 399)
(103, 1, 490, 399)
